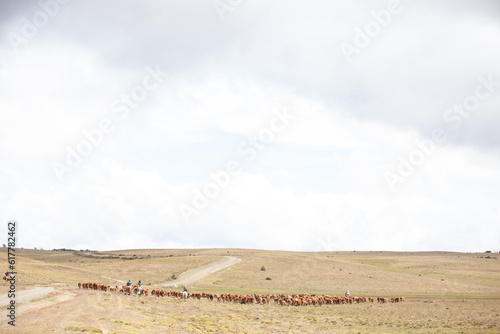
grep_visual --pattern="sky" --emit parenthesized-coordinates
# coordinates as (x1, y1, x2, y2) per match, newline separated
(0, 0, 499, 252)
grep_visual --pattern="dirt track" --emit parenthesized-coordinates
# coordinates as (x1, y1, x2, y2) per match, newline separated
(162, 256, 240, 287)
(0, 256, 239, 307)
(0, 286, 55, 306)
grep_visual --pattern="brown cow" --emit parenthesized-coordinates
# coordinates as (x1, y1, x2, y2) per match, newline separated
(80, 281, 403, 310)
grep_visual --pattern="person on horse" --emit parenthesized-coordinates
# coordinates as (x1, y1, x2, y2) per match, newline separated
(126, 280, 132, 295)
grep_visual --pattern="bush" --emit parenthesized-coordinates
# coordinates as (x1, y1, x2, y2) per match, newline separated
(266, 277, 272, 280)
(261, 266, 266, 271)
(171, 274, 177, 280)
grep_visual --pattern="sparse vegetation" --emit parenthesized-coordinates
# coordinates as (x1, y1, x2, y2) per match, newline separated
(64, 326, 103, 333)
(1, 248, 499, 333)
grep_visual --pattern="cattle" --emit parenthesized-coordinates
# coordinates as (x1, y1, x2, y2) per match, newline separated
(80, 281, 404, 309)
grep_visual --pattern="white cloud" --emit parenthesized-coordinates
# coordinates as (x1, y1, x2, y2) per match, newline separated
(0, 0, 499, 252)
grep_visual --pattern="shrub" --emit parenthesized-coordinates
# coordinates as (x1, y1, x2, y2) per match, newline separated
(266, 277, 272, 280)
(261, 266, 266, 271)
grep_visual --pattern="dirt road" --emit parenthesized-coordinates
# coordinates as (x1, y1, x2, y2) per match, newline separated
(0, 286, 55, 306)
(162, 256, 240, 287)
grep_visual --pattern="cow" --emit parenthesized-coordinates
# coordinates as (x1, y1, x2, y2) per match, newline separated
(80, 280, 405, 311)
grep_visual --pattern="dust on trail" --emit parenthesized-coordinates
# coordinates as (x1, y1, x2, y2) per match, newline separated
(162, 256, 241, 287)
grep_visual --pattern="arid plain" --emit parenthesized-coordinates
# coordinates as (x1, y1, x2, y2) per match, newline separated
(1, 248, 499, 333)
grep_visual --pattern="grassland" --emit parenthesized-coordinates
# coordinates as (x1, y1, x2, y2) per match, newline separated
(1, 248, 499, 333)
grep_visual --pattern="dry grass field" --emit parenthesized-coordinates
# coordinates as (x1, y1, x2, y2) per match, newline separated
(1, 248, 499, 333)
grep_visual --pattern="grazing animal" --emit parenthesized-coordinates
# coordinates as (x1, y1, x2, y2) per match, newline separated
(80, 280, 404, 310)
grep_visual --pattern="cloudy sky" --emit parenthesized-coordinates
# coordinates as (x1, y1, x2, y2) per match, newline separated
(1, 0, 499, 252)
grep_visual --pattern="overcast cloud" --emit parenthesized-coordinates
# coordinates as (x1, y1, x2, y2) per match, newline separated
(0, 0, 499, 252)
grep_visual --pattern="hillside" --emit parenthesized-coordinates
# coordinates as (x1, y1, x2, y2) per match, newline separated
(1, 248, 499, 333)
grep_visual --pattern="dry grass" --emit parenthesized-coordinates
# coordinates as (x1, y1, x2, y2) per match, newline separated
(7, 288, 500, 333)
(0, 248, 222, 292)
(1, 248, 499, 333)
(196, 250, 500, 298)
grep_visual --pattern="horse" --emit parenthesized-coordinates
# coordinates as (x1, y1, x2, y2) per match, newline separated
(182, 290, 188, 301)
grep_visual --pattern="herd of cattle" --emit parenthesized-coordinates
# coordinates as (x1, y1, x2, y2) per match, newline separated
(78, 282, 405, 306)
